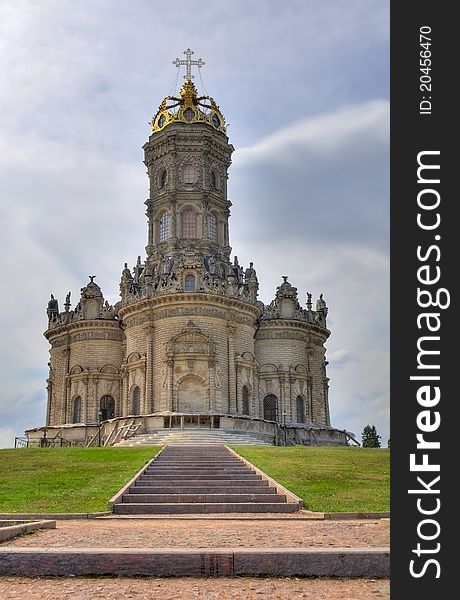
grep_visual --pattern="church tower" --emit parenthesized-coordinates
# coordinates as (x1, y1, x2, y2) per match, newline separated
(34, 50, 347, 447)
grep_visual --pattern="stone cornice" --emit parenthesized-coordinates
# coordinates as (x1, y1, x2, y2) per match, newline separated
(255, 318, 331, 341)
(44, 319, 122, 343)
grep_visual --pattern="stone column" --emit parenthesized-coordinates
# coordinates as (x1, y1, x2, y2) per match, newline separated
(65, 378, 71, 424)
(83, 372, 89, 423)
(168, 358, 175, 412)
(235, 357, 243, 414)
(170, 187, 177, 239)
(208, 359, 216, 410)
(288, 372, 294, 422)
(227, 325, 236, 413)
(92, 375, 99, 422)
(324, 377, 331, 426)
(122, 370, 129, 416)
(145, 324, 154, 412)
(45, 379, 52, 426)
(278, 372, 285, 423)
(61, 346, 70, 424)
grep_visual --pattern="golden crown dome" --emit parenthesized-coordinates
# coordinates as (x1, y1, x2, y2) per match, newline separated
(150, 80, 227, 134)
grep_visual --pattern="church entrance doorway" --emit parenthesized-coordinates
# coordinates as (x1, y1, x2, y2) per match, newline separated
(177, 375, 208, 413)
(168, 415, 220, 429)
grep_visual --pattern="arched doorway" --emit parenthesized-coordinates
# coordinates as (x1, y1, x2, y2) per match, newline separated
(263, 394, 278, 421)
(132, 386, 141, 416)
(100, 395, 115, 421)
(177, 376, 207, 413)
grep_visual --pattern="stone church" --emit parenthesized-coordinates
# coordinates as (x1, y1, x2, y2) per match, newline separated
(27, 53, 348, 446)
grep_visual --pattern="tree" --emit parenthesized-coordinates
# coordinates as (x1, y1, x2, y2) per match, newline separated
(361, 425, 381, 448)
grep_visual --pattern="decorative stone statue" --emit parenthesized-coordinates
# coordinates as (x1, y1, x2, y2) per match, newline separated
(62, 292, 71, 313)
(233, 256, 244, 284)
(244, 262, 257, 282)
(47, 294, 59, 320)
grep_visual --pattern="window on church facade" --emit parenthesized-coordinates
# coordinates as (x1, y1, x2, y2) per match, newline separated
(184, 275, 196, 291)
(183, 164, 197, 184)
(72, 396, 81, 423)
(296, 395, 305, 423)
(159, 212, 170, 242)
(211, 170, 219, 189)
(182, 209, 197, 238)
(100, 395, 115, 421)
(207, 213, 218, 241)
(159, 169, 167, 189)
(263, 394, 278, 421)
(242, 386, 250, 415)
(132, 386, 141, 416)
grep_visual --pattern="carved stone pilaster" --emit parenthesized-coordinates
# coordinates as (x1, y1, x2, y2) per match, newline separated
(145, 323, 155, 412)
(227, 325, 236, 413)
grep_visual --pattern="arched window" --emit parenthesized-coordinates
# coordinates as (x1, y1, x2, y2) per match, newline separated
(182, 209, 197, 239)
(72, 396, 81, 424)
(183, 164, 196, 184)
(100, 395, 115, 421)
(263, 394, 278, 421)
(296, 395, 305, 423)
(159, 212, 170, 242)
(132, 386, 141, 416)
(207, 213, 218, 242)
(159, 169, 167, 189)
(184, 274, 196, 291)
(242, 386, 250, 415)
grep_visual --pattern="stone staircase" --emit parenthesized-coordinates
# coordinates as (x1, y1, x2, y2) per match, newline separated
(112, 445, 301, 514)
(114, 428, 272, 447)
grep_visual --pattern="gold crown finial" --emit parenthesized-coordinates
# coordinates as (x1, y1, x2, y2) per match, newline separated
(150, 54, 226, 135)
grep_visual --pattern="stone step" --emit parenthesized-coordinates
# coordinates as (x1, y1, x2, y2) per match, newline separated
(113, 502, 299, 514)
(111, 445, 301, 515)
(121, 493, 286, 504)
(115, 429, 271, 447)
(143, 468, 251, 475)
(133, 479, 270, 489)
(129, 485, 276, 494)
(137, 474, 262, 481)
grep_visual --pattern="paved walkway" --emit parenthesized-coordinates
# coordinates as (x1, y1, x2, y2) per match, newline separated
(1, 518, 389, 549)
(0, 576, 390, 599)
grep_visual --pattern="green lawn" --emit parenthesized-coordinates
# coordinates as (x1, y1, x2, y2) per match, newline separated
(0, 447, 160, 513)
(231, 446, 390, 512)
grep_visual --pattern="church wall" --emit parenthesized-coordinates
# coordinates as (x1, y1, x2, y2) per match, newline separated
(255, 322, 329, 426)
(46, 323, 123, 426)
(120, 295, 259, 416)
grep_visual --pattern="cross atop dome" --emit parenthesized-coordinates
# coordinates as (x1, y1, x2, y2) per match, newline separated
(172, 48, 205, 81)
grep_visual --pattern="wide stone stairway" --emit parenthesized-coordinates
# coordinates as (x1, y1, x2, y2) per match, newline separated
(115, 428, 271, 446)
(112, 446, 301, 514)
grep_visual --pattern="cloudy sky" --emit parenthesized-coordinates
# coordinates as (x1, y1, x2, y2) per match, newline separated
(0, 0, 389, 447)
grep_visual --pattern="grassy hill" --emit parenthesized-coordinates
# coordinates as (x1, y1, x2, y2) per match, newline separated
(0, 445, 389, 513)
(231, 446, 390, 512)
(0, 447, 159, 513)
